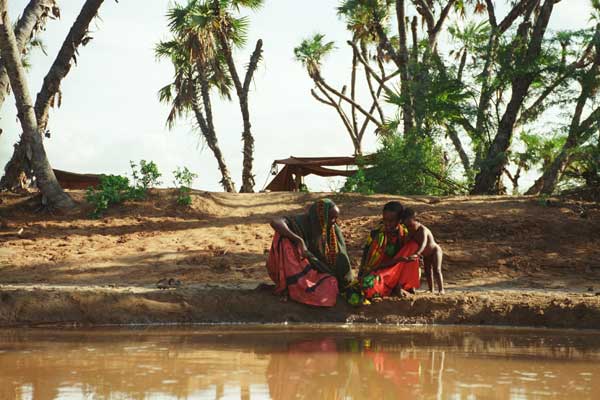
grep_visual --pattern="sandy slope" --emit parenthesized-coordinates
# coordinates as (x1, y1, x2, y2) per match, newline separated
(0, 190, 599, 327)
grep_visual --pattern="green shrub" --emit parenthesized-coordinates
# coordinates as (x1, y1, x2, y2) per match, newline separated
(342, 168, 375, 195)
(173, 166, 198, 206)
(130, 160, 162, 191)
(86, 160, 162, 218)
(86, 175, 133, 218)
(342, 135, 459, 195)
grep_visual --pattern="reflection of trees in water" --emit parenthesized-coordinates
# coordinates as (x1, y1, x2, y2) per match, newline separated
(1, 327, 599, 399)
(0, 338, 267, 400)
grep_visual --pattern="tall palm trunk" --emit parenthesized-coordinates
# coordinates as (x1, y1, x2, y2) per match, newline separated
(1, 0, 105, 191)
(195, 64, 236, 193)
(0, 0, 74, 209)
(212, 0, 263, 193)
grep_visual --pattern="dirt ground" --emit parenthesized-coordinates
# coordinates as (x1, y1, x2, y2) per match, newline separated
(1, 190, 599, 328)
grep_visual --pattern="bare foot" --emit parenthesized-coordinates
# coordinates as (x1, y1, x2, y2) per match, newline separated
(392, 286, 412, 298)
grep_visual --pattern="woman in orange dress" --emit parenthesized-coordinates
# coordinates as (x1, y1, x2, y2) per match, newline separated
(359, 201, 420, 299)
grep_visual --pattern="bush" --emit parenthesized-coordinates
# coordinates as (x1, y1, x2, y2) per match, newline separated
(343, 135, 459, 195)
(173, 166, 198, 206)
(342, 168, 374, 195)
(130, 160, 162, 191)
(86, 160, 162, 218)
(86, 175, 133, 218)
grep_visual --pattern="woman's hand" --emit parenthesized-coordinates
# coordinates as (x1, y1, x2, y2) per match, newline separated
(271, 217, 308, 258)
(298, 239, 309, 259)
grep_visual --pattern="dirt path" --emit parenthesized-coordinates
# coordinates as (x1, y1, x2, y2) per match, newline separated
(1, 190, 599, 328)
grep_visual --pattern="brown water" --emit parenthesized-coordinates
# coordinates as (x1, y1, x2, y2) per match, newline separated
(1, 325, 599, 400)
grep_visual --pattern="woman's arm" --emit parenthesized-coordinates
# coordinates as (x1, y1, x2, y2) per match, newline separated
(270, 217, 308, 257)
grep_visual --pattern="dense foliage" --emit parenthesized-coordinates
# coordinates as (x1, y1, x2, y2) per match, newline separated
(298, 0, 600, 196)
(343, 135, 460, 195)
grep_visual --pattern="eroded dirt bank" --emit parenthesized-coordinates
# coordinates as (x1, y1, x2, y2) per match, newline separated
(1, 286, 599, 329)
(1, 190, 599, 328)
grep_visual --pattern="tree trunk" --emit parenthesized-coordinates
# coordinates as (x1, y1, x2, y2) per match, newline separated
(529, 145, 570, 195)
(311, 81, 362, 155)
(527, 24, 600, 195)
(35, 0, 105, 132)
(0, 0, 74, 209)
(2, 0, 105, 191)
(396, 0, 414, 134)
(195, 65, 236, 193)
(350, 45, 358, 137)
(212, 0, 261, 193)
(239, 40, 262, 193)
(447, 125, 471, 174)
(527, 106, 600, 196)
(216, 35, 262, 193)
(0, 0, 54, 110)
(472, 0, 556, 194)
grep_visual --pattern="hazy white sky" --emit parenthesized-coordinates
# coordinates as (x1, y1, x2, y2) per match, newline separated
(0, 0, 593, 191)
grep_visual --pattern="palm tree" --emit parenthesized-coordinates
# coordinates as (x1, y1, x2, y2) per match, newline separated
(0, 0, 74, 210)
(159, 0, 264, 193)
(0, 0, 59, 111)
(157, 0, 236, 192)
(294, 34, 336, 80)
(295, 33, 384, 155)
(1, 0, 107, 192)
(210, 0, 264, 193)
(156, 39, 237, 193)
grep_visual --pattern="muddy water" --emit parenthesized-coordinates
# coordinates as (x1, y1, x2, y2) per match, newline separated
(1, 325, 599, 400)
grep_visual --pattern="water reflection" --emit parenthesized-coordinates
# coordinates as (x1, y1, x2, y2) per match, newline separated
(0, 326, 599, 399)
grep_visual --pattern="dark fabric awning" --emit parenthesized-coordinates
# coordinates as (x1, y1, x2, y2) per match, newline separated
(265, 155, 373, 192)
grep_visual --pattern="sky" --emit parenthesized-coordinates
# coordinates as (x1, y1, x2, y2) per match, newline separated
(0, 0, 594, 192)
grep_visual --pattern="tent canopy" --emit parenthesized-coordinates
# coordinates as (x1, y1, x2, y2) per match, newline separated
(265, 155, 373, 192)
(53, 169, 101, 190)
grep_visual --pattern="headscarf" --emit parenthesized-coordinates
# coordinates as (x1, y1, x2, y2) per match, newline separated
(286, 199, 352, 287)
(310, 199, 338, 266)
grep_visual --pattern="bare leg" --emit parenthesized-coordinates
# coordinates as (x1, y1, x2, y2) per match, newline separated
(432, 246, 444, 294)
(424, 257, 434, 293)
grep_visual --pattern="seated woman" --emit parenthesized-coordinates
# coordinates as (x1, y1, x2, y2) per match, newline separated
(266, 199, 352, 307)
(359, 201, 420, 299)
